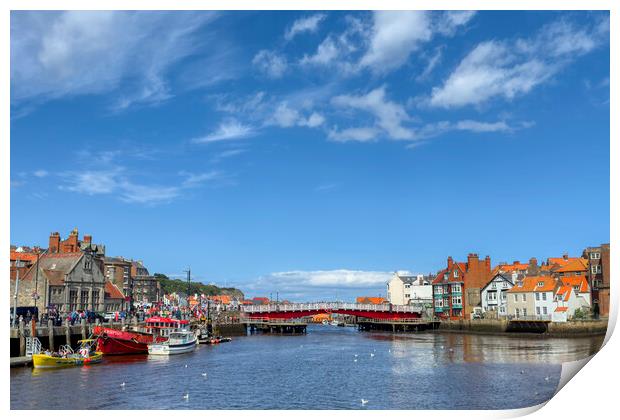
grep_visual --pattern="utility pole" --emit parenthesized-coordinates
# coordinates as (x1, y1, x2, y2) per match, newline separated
(183, 267, 191, 316)
(33, 250, 41, 308)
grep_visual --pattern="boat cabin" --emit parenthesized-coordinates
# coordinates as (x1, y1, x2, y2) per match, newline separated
(144, 316, 189, 338)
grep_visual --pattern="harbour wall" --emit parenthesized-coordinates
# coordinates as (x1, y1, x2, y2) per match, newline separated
(437, 318, 608, 337)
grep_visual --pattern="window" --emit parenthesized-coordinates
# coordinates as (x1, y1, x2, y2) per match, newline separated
(590, 252, 600, 259)
(452, 284, 461, 293)
(523, 308, 527, 317)
(514, 295, 518, 303)
(537, 281, 544, 287)
(535, 292, 540, 301)
(522, 294, 527, 302)
(543, 307, 548, 315)
(501, 292, 506, 301)
(515, 308, 520, 317)
(452, 296, 462, 305)
(405, 294, 410, 298)
(536, 307, 541, 315)
(542, 293, 547, 301)
(84, 257, 92, 270)
(453, 270, 459, 278)
(591, 265, 602, 274)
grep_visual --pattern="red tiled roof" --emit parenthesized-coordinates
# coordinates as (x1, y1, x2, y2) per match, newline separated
(432, 269, 448, 284)
(555, 285, 573, 302)
(555, 306, 569, 312)
(508, 276, 558, 293)
(554, 258, 588, 273)
(561, 275, 590, 293)
(105, 281, 125, 300)
(209, 295, 232, 304)
(10, 251, 39, 263)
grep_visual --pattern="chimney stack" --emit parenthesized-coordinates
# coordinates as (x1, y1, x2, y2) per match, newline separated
(48, 232, 60, 253)
(447, 256, 453, 269)
(83, 235, 92, 244)
(563, 253, 569, 260)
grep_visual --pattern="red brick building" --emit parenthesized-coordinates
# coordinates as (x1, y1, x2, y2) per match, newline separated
(433, 253, 492, 320)
(582, 243, 610, 317)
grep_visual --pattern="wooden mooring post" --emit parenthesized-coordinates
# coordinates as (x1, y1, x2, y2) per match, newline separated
(18, 319, 26, 356)
(48, 319, 55, 351)
(65, 319, 71, 347)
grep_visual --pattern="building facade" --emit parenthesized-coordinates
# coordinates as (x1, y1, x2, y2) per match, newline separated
(480, 273, 515, 318)
(387, 272, 433, 305)
(132, 275, 161, 305)
(582, 243, 610, 317)
(433, 254, 492, 320)
(506, 276, 558, 319)
(104, 257, 133, 311)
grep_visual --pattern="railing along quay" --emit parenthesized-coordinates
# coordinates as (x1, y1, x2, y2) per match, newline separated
(242, 302, 424, 313)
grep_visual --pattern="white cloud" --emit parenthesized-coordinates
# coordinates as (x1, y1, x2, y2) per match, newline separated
(327, 127, 380, 143)
(193, 120, 256, 143)
(416, 119, 518, 139)
(300, 37, 340, 66)
(359, 11, 433, 73)
(33, 170, 49, 178)
(268, 102, 325, 129)
(455, 120, 511, 132)
(435, 11, 477, 36)
(60, 167, 221, 205)
(416, 47, 443, 81)
(11, 11, 216, 108)
(284, 14, 326, 41)
(252, 50, 287, 79)
(428, 17, 609, 108)
(331, 87, 414, 140)
(256, 269, 393, 291)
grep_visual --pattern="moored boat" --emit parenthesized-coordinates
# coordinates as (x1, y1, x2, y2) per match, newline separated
(32, 339, 103, 369)
(148, 329, 197, 355)
(94, 326, 167, 355)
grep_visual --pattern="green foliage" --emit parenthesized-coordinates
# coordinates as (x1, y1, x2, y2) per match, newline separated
(572, 308, 587, 320)
(157, 276, 244, 299)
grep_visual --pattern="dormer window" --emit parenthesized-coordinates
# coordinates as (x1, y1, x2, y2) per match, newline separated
(84, 257, 92, 271)
(537, 281, 544, 287)
(453, 270, 458, 278)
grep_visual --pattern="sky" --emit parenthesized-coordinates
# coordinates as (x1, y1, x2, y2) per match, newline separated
(10, 10, 610, 302)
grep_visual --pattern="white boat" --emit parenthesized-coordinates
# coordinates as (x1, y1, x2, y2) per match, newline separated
(148, 329, 197, 355)
(330, 320, 339, 326)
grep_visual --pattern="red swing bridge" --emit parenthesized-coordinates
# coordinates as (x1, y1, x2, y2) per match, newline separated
(240, 302, 437, 334)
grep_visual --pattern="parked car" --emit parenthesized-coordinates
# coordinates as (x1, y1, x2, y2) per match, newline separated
(104, 312, 116, 322)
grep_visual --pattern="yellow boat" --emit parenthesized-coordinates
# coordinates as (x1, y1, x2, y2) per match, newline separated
(32, 339, 103, 369)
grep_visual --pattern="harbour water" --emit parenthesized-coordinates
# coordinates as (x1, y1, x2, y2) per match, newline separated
(10, 325, 604, 410)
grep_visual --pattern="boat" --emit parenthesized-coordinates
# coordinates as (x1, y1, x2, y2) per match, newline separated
(330, 320, 339, 326)
(148, 329, 197, 355)
(199, 335, 232, 345)
(32, 339, 103, 369)
(93, 325, 168, 355)
(321, 320, 329, 325)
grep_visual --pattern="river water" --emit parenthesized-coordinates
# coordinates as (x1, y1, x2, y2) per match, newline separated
(10, 325, 604, 410)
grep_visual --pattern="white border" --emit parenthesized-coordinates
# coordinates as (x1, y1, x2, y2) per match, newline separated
(2, 1, 616, 419)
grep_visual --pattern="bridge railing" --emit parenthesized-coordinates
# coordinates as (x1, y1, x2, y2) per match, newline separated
(241, 302, 423, 313)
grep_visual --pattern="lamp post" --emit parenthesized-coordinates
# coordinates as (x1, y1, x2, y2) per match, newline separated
(13, 259, 24, 328)
(183, 268, 191, 317)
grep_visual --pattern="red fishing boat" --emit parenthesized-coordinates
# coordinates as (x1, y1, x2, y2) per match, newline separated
(94, 317, 189, 355)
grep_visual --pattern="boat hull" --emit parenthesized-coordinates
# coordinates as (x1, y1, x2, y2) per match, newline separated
(32, 352, 103, 369)
(94, 326, 166, 355)
(148, 338, 197, 355)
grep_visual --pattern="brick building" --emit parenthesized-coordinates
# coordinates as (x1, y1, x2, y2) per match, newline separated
(433, 253, 492, 320)
(132, 275, 161, 305)
(10, 246, 41, 281)
(104, 257, 133, 310)
(582, 243, 610, 317)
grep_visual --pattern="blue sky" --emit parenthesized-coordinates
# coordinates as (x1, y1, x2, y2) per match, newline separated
(10, 11, 610, 301)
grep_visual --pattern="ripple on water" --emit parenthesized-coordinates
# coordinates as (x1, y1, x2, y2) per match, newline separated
(11, 326, 602, 410)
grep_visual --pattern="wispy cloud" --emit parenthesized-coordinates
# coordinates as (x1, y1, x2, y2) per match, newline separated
(428, 16, 609, 108)
(284, 13, 326, 41)
(331, 86, 414, 141)
(252, 50, 288, 79)
(60, 166, 223, 205)
(193, 120, 256, 144)
(33, 169, 49, 178)
(11, 11, 218, 109)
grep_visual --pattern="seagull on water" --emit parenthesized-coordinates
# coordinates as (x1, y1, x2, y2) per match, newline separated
(354, 354, 358, 357)
(361, 399, 369, 406)
(520, 370, 525, 374)
(201, 373, 207, 377)
(370, 353, 375, 357)
(545, 376, 550, 381)
(183, 393, 189, 400)
(354, 359, 358, 362)
(120, 382, 126, 388)
(184, 364, 188, 368)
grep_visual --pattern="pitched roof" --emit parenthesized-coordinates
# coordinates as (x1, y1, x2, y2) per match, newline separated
(22, 253, 83, 284)
(10, 250, 39, 263)
(432, 269, 449, 285)
(554, 306, 569, 312)
(104, 281, 125, 300)
(561, 275, 590, 293)
(555, 285, 573, 302)
(508, 276, 558, 293)
(208, 295, 232, 304)
(554, 258, 588, 273)
(492, 262, 529, 275)
(481, 273, 513, 291)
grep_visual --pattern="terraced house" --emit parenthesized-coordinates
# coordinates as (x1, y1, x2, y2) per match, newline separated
(433, 254, 492, 320)
(506, 276, 559, 320)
